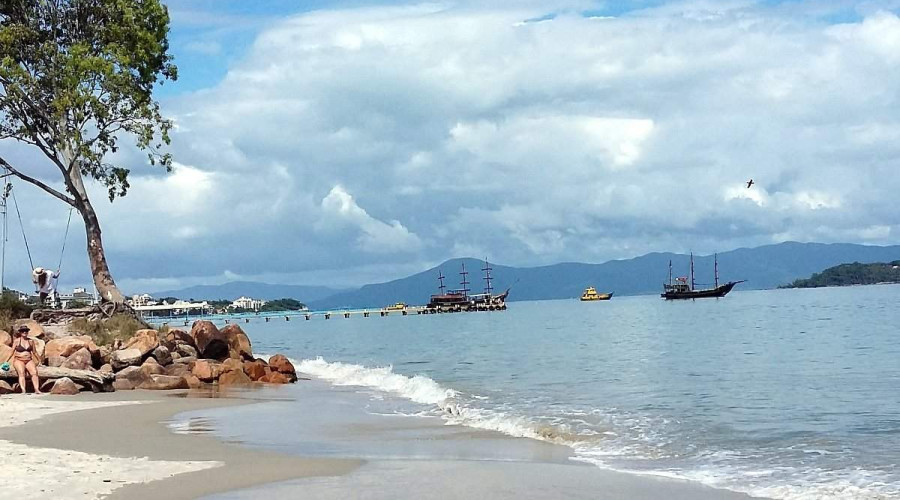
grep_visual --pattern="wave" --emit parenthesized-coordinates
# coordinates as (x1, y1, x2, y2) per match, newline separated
(295, 356, 899, 500)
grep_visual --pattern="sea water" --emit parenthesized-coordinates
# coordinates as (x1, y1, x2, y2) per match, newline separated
(211, 285, 900, 499)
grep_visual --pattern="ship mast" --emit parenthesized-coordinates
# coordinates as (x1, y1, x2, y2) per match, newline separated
(460, 263, 470, 299)
(714, 253, 719, 289)
(690, 252, 695, 291)
(668, 259, 673, 286)
(482, 259, 493, 295)
(438, 269, 446, 294)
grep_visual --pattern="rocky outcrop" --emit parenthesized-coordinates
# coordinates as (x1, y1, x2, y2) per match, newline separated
(175, 344, 198, 358)
(243, 359, 268, 381)
(0, 380, 13, 394)
(45, 336, 99, 359)
(152, 345, 173, 366)
(268, 354, 297, 382)
(61, 347, 92, 371)
(140, 358, 167, 377)
(190, 321, 230, 360)
(122, 329, 159, 357)
(0, 330, 11, 347)
(191, 359, 223, 382)
(220, 324, 253, 360)
(165, 329, 196, 349)
(260, 371, 291, 384)
(139, 374, 189, 390)
(218, 369, 252, 386)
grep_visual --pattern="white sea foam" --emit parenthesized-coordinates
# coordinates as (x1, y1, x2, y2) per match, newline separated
(295, 356, 899, 500)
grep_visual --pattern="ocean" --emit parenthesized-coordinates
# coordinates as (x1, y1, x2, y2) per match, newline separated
(183, 285, 900, 499)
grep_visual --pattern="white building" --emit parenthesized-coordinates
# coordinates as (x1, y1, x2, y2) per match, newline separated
(130, 293, 155, 307)
(59, 287, 98, 308)
(230, 296, 266, 311)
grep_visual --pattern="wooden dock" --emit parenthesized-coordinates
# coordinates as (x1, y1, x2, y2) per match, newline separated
(143, 306, 432, 327)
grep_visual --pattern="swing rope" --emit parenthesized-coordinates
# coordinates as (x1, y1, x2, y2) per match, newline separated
(57, 208, 73, 273)
(9, 187, 35, 273)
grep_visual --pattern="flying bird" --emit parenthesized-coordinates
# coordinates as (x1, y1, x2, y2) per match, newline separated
(746, 179, 754, 189)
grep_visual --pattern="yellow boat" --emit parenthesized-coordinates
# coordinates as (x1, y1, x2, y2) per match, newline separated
(385, 302, 408, 311)
(580, 287, 613, 301)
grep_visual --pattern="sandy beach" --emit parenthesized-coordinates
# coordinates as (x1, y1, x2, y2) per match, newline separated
(0, 381, 764, 499)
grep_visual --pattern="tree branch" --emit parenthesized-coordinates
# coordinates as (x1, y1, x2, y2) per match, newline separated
(0, 156, 76, 207)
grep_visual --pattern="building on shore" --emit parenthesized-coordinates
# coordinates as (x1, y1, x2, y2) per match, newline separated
(230, 296, 266, 311)
(58, 287, 98, 308)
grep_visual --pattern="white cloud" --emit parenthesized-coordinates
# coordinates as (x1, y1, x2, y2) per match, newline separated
(321, 185, 423, 253)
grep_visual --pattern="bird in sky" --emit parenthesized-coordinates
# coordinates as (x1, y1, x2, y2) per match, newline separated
(746, 179, 754, 189)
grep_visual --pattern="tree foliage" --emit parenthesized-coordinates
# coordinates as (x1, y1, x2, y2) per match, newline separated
(0, 0, 176, 202)
(782, 261, 900, 288)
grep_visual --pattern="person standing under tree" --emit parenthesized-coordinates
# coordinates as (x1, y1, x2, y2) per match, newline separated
(31, 267, 59, 307)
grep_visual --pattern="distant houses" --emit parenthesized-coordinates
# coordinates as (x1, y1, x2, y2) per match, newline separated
(230, 296, 266, 311)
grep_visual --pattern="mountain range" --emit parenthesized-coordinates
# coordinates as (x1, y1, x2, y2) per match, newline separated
(151, 242, 900, 309)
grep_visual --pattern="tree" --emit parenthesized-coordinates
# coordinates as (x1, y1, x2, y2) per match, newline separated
(0, 0, 176, 304)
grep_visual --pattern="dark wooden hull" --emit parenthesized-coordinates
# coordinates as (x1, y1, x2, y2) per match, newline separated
(661, 281, 741, 300)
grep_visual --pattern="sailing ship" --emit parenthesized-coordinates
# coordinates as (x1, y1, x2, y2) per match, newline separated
(426, 261, 509, 313)
(661, 253, 744, 300)
(580, 287, 613, 301)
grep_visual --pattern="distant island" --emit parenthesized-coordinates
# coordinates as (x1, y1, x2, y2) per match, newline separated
(781, 261, 900, 288)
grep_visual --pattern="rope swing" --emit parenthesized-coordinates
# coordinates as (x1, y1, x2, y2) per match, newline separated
(8, 183, 74, 288)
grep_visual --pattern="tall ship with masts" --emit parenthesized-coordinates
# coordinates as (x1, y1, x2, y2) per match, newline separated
(662, 253, 744, 300)
(426, 260, 509, 313)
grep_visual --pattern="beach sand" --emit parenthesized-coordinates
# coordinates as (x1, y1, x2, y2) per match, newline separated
(0, 384, 765, 499)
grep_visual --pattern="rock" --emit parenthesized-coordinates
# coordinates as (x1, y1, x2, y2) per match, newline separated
(184, 374, 202, 389)
(165, 329, 196, 349)
(0, 380, 13, 394)
(260, 371, 291, 384)
(110, 348, 143, 370)
(165, 363, 190, 377)
(14, 319, 44, 339)
(141, 358, 166, 377)
(50, 377, 80, 395)
(191, 359, 223, 382)
(0, 330, 10, 347)
(220, 324, 253, 360)
(0, 344, 12, 366)
(243, 359, 268, 381)
(221, 358, 243, 373)
(174, 356, 197, 366)
(115, 365, 148, 387)
(122, 329, 159, 357)
(99, 345, 112, 365)
(139, 374, 189, 390)
(45, 336, 99, 359)
(190, 321, 230, 360)
(61, 347, 93, 371)
(152, 346, 173, 366)
(99, 363, 113, 373)
(175, 344, 198, 358)
(171, 352, 182, 360)
(113, 379, 136, 390)
(46, 355, 66, 368)
(268, 354, 297, 381)
(218, 369, 252, 386)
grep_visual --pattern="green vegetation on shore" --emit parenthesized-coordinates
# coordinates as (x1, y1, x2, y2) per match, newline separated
(780, 261, 900, 289)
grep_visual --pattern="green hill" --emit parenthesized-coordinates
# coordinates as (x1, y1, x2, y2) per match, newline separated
(781, 261, 900, 288)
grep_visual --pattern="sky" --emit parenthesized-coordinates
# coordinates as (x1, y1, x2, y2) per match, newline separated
(2, 0, 900, 294)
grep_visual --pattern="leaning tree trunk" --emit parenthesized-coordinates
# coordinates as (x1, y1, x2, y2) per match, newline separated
(65, 160, 126, 305)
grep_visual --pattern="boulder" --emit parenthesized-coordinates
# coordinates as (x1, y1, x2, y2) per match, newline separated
(184, 374, 203, 389)
(139, 374, 189, 391)
(268, 354, 297, 381)
(243, 359, 268, 381)
(171, 352, 182, 360)
(99, 363, 113, 373)
(175, 344, 198, 359)
(115, 365, 149, 386)
(110, 348, 143, 370)
(0, 344, 14, 366)
(122, 329, 159, 357)
(0, 380, 13, 394)
(165, 329, 196, 349)
(220, 324, 253, 360)
(140, 359, 166, 377)
(218, 369, 252, 386)
(113, 379, 136, 391)
(14, 319, 44, 339)
(260, 371, 291, 384)
(45, 336, 99, 359)
(221, 358, 243, 373)
(46, 355, 66, 368)
(0, 330, 10, 347)
(152, 346, 173, 366)
(191, 359, 223, 382)
(174, 356, 197, 366)
(50, 377, 80, 395)
(40, 379, 56, 393)
(190, 321, 230, 360)
(99, 345, 112, 365)
(61, 347, 93, 371)
(164, 363, 190, 377)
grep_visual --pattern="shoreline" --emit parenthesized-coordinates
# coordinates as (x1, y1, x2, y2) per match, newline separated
(0, 382, 766, 499)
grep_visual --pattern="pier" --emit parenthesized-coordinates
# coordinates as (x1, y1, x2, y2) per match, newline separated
(140, 305, 431, 327)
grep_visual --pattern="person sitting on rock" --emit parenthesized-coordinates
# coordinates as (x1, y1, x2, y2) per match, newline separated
(31, 267, 60, 307)
(9, 325, 42, 394)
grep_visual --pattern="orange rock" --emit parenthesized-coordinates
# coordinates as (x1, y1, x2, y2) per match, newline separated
(122, 329, 160, 357)
(268, 354, 297, 381)
(221, 358, 243, 373)
(50, 377, 80, 395)
(191, 359, 223, 382)
(0, 330, 11, 347)
(165, 329, 196, 349)
(184, 374, 203, 389)
(218, 369, 252, 386)
(45, 336, 99, 359)
(61, 347, 92, 370)
(220, 324, 253, 360)
(262, 371, 291, 384)
(243, 360, 268, 381)
(190, 321, 230, 360)
(139, 374, 189, 390)
(141, 358, 166, 377)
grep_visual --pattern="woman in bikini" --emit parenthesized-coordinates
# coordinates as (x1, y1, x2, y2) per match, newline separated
(8, 325, 42, 394)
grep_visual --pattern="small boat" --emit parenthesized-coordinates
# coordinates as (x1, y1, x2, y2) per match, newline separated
(580, 287, 613, 301)
(662, 253, 744, 300)
(384, 302, 407, 311)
